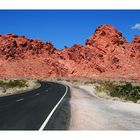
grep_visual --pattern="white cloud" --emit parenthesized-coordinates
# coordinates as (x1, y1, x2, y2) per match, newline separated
(132, 23, 140, 30)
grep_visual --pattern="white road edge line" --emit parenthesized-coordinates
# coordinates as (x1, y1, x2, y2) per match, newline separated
(16, 98, 24, 102)
(39, 85, 68, 131)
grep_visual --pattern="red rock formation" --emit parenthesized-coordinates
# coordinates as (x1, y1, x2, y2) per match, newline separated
(86, 24, 127, 47)
(132, 36, 140, 51)
(0, 24, 140, 80)
(0, 34, 56, 60)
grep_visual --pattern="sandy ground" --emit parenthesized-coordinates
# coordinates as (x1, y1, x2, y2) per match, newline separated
(59, 81, 140, 130)
(0, 80, 40, 97)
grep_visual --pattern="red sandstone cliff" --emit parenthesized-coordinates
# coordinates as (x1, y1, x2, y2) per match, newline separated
(0, 24, 140, 80)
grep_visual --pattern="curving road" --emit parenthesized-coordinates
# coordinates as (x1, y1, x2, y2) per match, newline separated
(0, 81, 68, 130)
(1, 80, 140, 130)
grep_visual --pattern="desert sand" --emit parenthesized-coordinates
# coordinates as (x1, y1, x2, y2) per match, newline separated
(61, 81, 140, 130)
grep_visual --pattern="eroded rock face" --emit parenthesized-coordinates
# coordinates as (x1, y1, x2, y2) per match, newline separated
(0, 34, 56, 60)
(132, 36, 140, 51)
(133, 36, 140, 43)
(0, 24, 140, 80)
(86, 24, 127, 47)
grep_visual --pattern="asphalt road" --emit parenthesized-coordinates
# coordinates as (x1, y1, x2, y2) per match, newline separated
(0, 81, 68, 130)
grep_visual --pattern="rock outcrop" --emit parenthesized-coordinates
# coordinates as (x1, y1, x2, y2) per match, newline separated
(0, 24, 140, 80)
(86, 24, 127, 47)
(0, 34, 56, 60)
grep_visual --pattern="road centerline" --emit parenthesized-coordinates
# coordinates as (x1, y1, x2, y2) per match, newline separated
(35, 93, 40, 96)
(16, 98, 24, 102)
(0, 81, 69, 130)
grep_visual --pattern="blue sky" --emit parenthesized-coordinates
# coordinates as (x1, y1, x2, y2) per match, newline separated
(0, 10, 140, 49)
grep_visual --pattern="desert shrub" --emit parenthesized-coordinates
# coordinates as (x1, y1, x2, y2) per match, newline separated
(66, 79, 70, 82)
(0, 79, 27, 89)
(95, 81, 114, 93)
(95, 81, 140, 103)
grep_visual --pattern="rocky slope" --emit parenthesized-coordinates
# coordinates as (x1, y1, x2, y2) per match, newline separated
(0, 24, 140, 80)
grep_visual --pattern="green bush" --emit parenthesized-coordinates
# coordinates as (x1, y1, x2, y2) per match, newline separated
(0, 79, 27, 89)
(95, 81, 140, 103)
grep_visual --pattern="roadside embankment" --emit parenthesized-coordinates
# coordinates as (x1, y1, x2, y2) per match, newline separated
(56, 79, 140, 130)
(0, 79, 40, 97)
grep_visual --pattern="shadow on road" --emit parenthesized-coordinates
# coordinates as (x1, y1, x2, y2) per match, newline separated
(44, 86, 71, 130)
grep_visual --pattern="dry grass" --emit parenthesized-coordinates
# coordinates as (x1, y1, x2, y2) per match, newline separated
(52, 77, 140, 104)
(0, 79, 39, 97)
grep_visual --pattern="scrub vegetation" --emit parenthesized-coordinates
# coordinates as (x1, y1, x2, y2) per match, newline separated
(95, 81, 140, 103)
(0, 79, 39, 97)
(0, 79, 27, 90)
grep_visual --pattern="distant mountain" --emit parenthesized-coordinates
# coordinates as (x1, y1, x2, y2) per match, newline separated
(0, 24, 140, 80)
